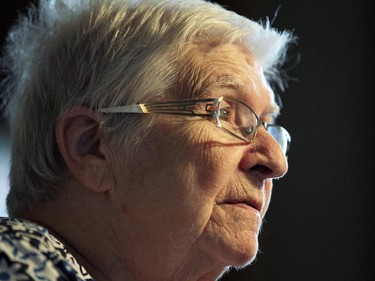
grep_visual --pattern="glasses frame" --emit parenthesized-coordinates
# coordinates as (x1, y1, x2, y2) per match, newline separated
(99, 96, 291, 154)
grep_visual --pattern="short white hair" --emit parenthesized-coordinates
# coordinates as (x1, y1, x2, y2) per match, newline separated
(2, 0, 294, 216)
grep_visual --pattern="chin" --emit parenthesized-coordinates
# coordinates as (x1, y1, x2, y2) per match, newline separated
(230, 249, 258, 268)
(223, 233, 259, 268)
(201, 212, 261, 270)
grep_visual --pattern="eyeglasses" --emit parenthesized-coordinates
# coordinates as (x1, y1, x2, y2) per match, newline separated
(99, 96, 291, 155)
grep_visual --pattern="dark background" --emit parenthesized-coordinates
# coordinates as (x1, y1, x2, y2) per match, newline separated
(1, 1, 374, 281)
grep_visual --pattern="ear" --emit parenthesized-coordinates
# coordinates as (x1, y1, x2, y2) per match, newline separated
(56, 106, 112, 193)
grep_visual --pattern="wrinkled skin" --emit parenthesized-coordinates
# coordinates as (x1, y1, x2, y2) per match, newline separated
(104, 43, 288, 280)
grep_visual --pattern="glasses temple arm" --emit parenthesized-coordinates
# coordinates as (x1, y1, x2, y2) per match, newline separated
(99, 99, 216, 117)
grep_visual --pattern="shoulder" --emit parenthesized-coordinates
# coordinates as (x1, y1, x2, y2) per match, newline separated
(0, 217, 93, 281)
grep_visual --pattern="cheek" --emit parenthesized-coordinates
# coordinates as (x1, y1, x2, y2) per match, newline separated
(175, 123, 240, 194)
(158, 146, 241, 243)
(111, 121, 248, 251)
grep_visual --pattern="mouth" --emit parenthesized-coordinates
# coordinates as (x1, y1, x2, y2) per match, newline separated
(221, 198, 262, 213)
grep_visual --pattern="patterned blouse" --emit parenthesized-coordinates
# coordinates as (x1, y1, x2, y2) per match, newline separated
(0, 217, 94, 281)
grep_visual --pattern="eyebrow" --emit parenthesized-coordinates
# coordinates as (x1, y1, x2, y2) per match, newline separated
(201, 75, 248, 94)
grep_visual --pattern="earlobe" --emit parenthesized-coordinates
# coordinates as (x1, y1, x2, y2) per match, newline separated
(56, 106, 112, 193)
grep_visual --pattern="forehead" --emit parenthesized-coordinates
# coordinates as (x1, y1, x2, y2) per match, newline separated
(180, 43, 278, 114)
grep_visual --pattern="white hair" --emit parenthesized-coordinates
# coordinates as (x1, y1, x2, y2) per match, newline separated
(1, 0, 294, 216)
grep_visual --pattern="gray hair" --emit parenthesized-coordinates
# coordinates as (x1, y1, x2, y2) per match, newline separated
(2, 0, 294, 216)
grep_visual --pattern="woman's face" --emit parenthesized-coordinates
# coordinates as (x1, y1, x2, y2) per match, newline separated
(107, 43, 288, 278)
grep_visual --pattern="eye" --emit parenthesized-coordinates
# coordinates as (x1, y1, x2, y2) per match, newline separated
(218, 102, 236, 124)
(219, 109, 233, 122)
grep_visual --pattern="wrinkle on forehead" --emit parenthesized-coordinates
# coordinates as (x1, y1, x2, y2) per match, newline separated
(201, 75, 248, 95)
(184, 44, 262, 92)
(179, 43, 280, 117)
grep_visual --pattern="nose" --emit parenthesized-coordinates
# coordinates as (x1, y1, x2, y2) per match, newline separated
(239, 127, 288, 180)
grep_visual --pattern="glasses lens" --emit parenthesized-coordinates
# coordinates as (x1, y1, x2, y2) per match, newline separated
(217, 99, 258, 140)
(267, 125, 291, 155)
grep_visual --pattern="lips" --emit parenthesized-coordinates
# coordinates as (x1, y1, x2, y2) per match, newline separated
(221, 198, 262, 213)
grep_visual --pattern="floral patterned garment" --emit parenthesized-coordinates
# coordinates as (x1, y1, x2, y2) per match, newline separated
(0, 217, 94, 281)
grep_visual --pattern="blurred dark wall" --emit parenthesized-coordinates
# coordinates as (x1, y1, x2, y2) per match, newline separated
(1, 1, 374, 280)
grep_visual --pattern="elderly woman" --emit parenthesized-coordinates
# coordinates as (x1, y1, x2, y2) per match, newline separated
(0, 0, 294, 280)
